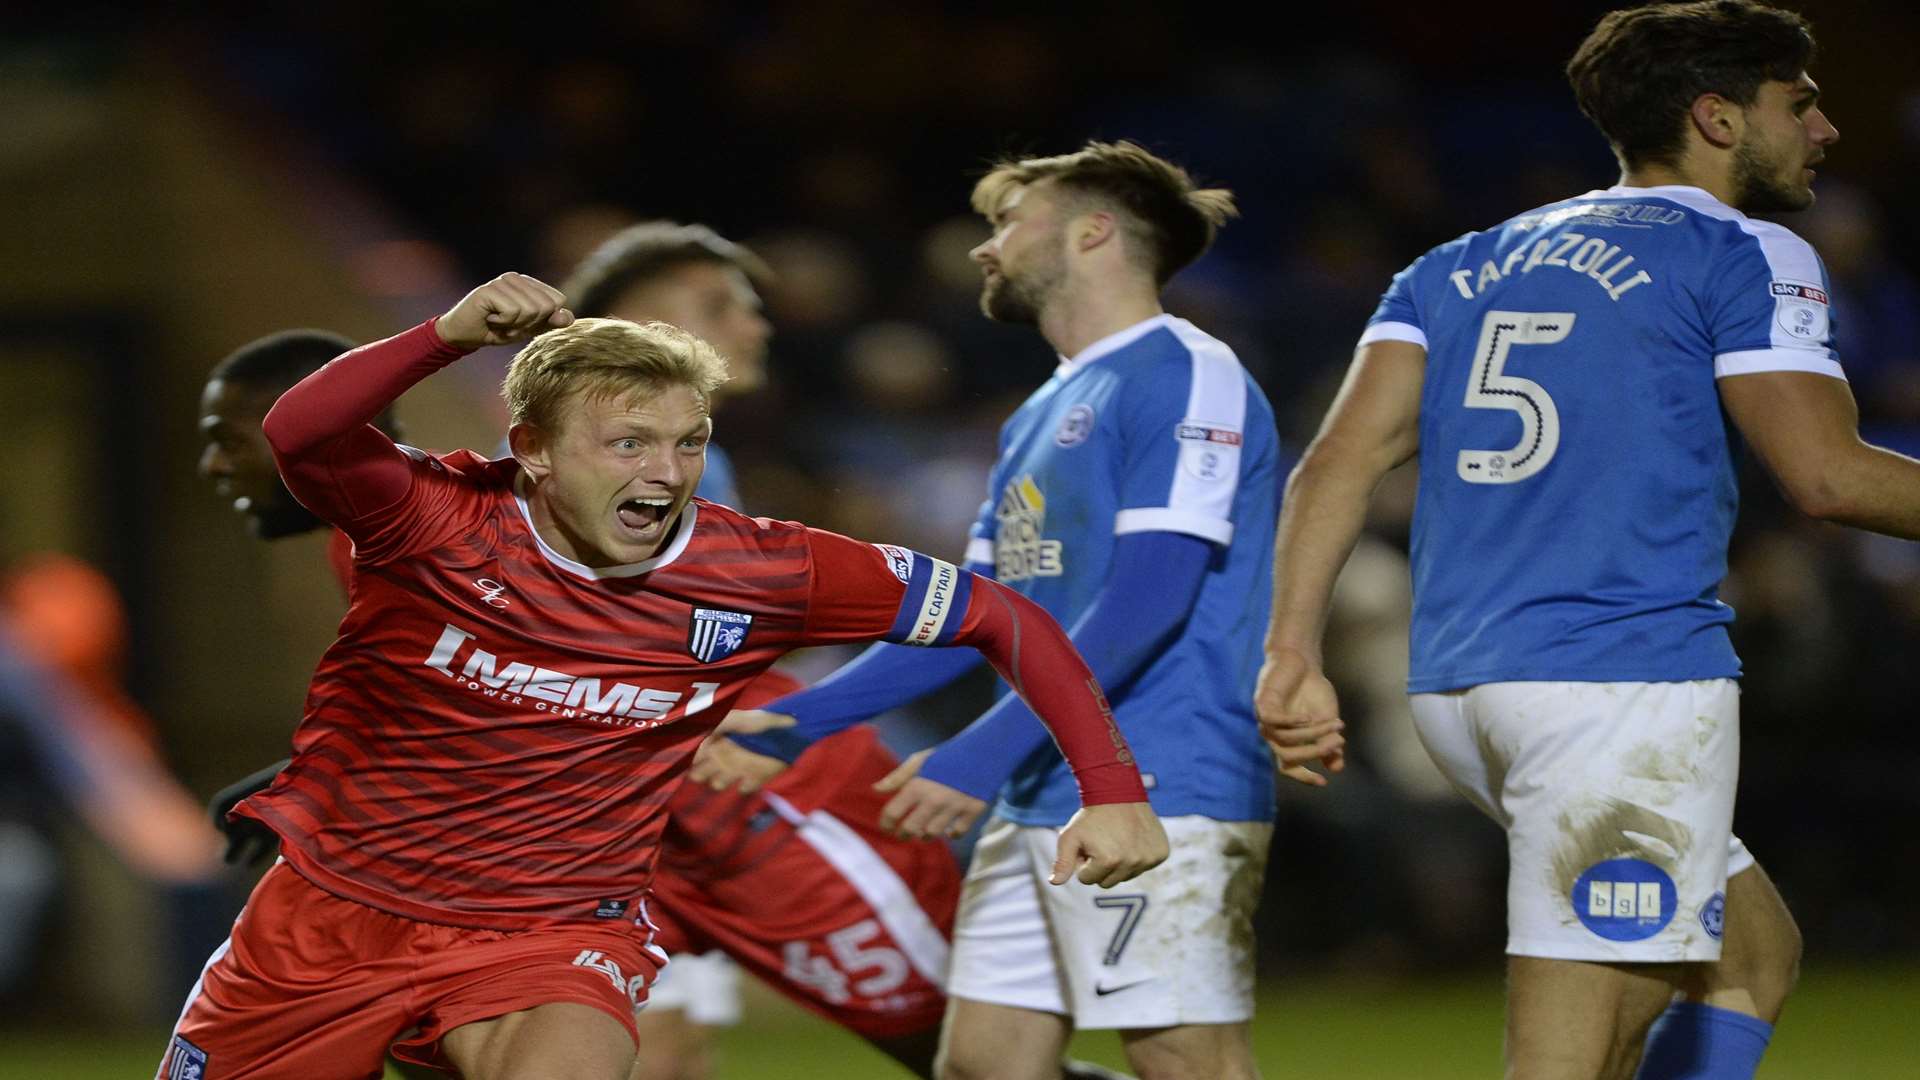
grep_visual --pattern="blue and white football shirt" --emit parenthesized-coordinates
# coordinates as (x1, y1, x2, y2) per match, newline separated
(967, 314, 1281, 826)
(695, 443, 742, 509)
(1366, 184, 1844, 692)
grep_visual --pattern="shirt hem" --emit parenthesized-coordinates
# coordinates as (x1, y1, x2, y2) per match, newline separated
(1406, 667, 1743, 694)
(247, 812, 640, 932)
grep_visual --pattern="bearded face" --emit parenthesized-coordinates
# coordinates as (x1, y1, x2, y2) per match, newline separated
(972, 182, 1071, 327)
(1728, 75, 1835, 215)
(1731, 127, 1815, 213)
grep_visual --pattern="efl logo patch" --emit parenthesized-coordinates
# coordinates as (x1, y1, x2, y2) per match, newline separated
(873, 543, 914, 584)
(688, 608, 753, 663)
(166, 1034, 209, 1080)
(1700, 891, 1726, 940)
(595, 898, 629, 919)
(1055, 404, 1095, 447)
(1770, 279, 1830, 341)
(1175, 422, 1242, 446)
(1572, 858, 1677, 942)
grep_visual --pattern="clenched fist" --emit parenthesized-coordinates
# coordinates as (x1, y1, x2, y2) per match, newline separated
(437, 272, 574, 350)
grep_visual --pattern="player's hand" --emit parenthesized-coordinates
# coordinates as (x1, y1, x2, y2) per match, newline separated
(714, 708, 797, 736)
(436, 272, 574, 350)
(875, 750, 988, 840)
(1254, 647, 1346, 788)
(1051, 803, 1168, 889)
(688, 734, 788, 794)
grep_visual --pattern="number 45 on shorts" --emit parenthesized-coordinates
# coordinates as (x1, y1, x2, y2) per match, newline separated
(782, 919, 911, 1004)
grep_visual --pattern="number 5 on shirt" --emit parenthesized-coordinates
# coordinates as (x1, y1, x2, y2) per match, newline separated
(1458, 310, 1576, 485)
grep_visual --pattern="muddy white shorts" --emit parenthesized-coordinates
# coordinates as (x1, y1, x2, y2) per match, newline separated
(1409, 679, 1753, 963)
(944, 814, 1270, 1029)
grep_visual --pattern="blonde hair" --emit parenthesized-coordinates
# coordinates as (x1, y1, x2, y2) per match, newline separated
(970, 140, 1238, 286)
(503, 318, 730, 432)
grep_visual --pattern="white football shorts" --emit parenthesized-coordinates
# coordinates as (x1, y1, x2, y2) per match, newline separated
(945, 814, 1270, 1029)
(1409, 679, 1753, 963)
(640, 950, 742, 1025)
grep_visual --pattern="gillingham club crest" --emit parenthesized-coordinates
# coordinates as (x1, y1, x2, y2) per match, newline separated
(688, 607, 753, 663)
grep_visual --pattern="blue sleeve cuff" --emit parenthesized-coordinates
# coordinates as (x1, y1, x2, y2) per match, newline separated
(914, 531, 1213, 803)
(731, 727, 815, 764)
(730, 559, 998, 759)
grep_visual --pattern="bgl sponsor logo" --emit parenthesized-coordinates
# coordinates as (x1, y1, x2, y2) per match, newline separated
(1572, 858, 1677, 942)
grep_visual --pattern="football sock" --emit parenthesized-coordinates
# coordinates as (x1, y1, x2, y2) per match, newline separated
(1634, 1001, 1773, 1079)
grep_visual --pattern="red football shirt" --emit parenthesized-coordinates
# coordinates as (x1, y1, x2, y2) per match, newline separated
(242, 320, 1146, 930)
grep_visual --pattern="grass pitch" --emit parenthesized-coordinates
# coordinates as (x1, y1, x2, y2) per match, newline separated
(3, 965, 1913, 1078)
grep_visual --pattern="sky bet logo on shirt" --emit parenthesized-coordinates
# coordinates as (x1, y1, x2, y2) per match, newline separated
(995, 475, 1062, 582)
(1770, 279, 1830, 341)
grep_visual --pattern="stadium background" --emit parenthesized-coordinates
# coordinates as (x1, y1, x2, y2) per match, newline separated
(1, 1, 1915, 1075)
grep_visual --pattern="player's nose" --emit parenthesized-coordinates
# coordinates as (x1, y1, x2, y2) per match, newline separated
(641, 450, 685, 489)
(199, 443, 229, 480)
(969, 238, 997, 264)
(1810, 107, 1839, 146)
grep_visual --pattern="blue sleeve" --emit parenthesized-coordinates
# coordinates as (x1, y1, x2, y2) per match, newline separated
(1703, 224, 1844, 379)
(732, 558, 995, 763)
(1363, 253, 1428, 342)
(915, 529, 1213, 800)
(1113, 341, 1248, 547)
(694, 444, 743, 509)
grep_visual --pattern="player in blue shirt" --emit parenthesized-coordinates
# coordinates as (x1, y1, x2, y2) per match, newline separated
(1256, 4, 1920, 1078)
(703, 141, 1278, 1080)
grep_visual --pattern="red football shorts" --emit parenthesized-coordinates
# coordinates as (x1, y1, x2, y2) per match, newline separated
(650, 783, 961, 1039)
(158, 861, 663, 1079)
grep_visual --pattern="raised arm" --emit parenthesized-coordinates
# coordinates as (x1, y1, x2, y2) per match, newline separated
(1719, 371, 1920, 538)
(262, 273, 571, 528)
(1257, 338, 1425, 783)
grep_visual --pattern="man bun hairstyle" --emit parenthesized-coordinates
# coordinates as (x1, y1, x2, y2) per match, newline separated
(1567, 0, 1815, 170)
(561, 221, 772, 319)
(503, 318, 731, 433)
(971, 140, 1238, 286)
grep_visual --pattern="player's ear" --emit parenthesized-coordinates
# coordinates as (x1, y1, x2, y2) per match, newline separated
(508, 422, 553, 481)
(1688, 92, 1741, 151)
(1074, 210, 1118, 255)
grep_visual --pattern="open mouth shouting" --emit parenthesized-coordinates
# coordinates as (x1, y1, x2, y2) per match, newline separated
(615, 495, 677, 540)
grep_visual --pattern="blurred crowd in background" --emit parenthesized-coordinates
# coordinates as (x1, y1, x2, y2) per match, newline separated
(4, 0, 1918, 1026)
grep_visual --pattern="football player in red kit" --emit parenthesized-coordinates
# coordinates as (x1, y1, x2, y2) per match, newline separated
(161, 273, 1164, 1080)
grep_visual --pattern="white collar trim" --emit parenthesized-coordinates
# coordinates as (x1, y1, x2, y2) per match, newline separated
(513, 471, 698, 580)
(1055, 313, 1176, 375)
(1582, 183, 1739, 215)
